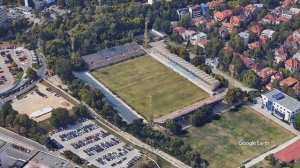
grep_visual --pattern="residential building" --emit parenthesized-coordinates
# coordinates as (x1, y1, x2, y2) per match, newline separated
(261, 29, 275, 39)
(188, 5, 201, 18)
(262, 14, 277, 24)
(230, 16, 242, 26)
(207, 0, 223, 9)
(177, 8, 189, 19)
(271, 72, 283, 83)
(276, 16, 290, 24)
(285, 58, 300, 72)
(248, 41, 261, 49)
(213, 10, 232, 21)
(190, 32, 207, 45)
(293, 51, 300, 61)
(241, 57, 254, 68)
(238, 32, 250, 45)
(249, 25, 263, 35)
(262, 89, 300, 122)
(290, 8, 300, 16)
(275, 139, 300, 163)
(0, 6, 8, 26)
(293, 28, 300, 38)
(257, 67, 277, 84)
(173, 26, 187, 37)
(221, 22, 234, 32)
(200, 3, 208, 15)
(250, 63, 264, 73)
(280, 77, 299, 87)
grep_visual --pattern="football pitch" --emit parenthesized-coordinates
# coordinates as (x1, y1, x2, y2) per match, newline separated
(91, 56, 209, 119)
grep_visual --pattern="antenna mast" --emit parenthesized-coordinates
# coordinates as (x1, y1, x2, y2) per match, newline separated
(143, 17, 150, 48)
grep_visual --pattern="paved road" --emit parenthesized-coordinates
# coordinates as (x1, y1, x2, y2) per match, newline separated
(212, 68, 254, 92)
(0, 127, 47, 152)
(242, 99, 300, 167)
(84, 102, 191, 168)
(73, 71, 144, 123)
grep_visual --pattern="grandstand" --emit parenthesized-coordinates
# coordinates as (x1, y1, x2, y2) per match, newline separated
(82, 42, 145, 70)
(148, 46, 220, 92)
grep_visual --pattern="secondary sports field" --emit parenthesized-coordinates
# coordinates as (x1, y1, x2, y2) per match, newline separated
(91, 56, 208, 119)
(174, 107, 295, 168)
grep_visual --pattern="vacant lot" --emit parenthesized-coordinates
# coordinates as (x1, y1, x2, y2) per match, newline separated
(174, 107, 294, 168)
(92, 56, 208, 119)
(12, 83, 74, 122)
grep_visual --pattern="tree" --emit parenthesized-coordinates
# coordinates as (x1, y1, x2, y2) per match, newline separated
(26, 67, 37, 80)
(225, 87, 244, 105)
(191, 56, 205, 67)
(242, 70, 261, 88)
(170, 32, 184, 43)
(272, 79, 280, 89)
(293, 113, 300, 130)
(189, 105, 212, 126)
(72, 104, 89, 118)
(13, 114, 31, 128)
(54, 58, 74, 81)
(205, 38, 223, 58)
(178, 47, 190, 62)
(164, 119, 182, 135)
(177, 14, 192, 28)
(50, 108, 70, 128)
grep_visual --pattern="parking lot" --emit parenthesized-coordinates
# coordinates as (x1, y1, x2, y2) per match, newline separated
(11, 83, 74, 122)
(0, 47, 35, 91)
(51, 120, 142, 168)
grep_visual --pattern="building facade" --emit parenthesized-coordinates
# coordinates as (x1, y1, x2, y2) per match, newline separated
(262, 89, 300, 122)
(0, 6, 8, 26)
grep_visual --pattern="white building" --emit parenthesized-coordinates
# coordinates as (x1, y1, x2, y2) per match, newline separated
(262, 89, 300, 122)
(238, 32, 250, 45)
(261, 29, 275, 39)
(0, 6, 8, 26)
(190, 32, 207, 45)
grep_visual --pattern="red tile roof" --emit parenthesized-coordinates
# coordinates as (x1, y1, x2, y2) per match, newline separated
(280, 77, 299, 87)
(285, 58, 300, 68)
(173, 27, 187, 34)
(257, 67, 277, 79)
(248, 41, 261, 49)
(214, 10, 233, 20)
(230, 16, 242, 25)
(241, 57, 254, 65)
(249, 25, 263, 34)
(275, 139, 300, 163)
(207, 0, 223, 8)
(250, 63, 264, 72)
(277, 16, 290, 22)
(264, 14, 277, 22)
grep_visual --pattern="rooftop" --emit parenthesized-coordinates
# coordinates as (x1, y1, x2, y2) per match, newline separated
(275, 139, 300, 163)
(24, 151, 68, 168)
(280, 77, 299, 87)
(263, 89, 300, 112)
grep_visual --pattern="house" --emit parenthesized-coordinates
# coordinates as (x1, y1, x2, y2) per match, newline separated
(200, 3, 208, 15)
(205, 21, 215, 29)
(276, 16, 290, 24)
(238, 32, 250, 45)
(177, 8, 189, 19)
(275, 54, 287, 65)
(197, 39, 209, 48)
(285, 58, 300, 72)
(280, 77, 299, 87)
(207, 0, 223, 9)
(213, 10, 232, 21)
(249, 25, 263, 35)
(284, 35, 300, 49)
(290, 8, 300, 16)
(257, 67, 277, 84)
(221, 22, 234, 32)
(248, 41, 261, 49)
(250, 63, 264, 73)
(262, 89, 300, 122)
(262, 14, 277, 24)
(261, 29, 275, 39)
(188, 5, 201, 18)
(293, 51, 300, 61)
(293, 28, 300, 38)
(230, 16, 242, 26)
(241, 57, 254, 68)
(282, 0, 298, 7)
(190, 32, 207, 45)
(271, 72, 284, 83)
(173, 26, 186, 35)
(275, 139, 300, 163)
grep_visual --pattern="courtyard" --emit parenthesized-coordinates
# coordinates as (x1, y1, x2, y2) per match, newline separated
(91, 56, 209, 119)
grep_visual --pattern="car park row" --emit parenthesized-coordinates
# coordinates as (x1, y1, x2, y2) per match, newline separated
(71, 131, 110, 149)
(59, 123, 100, 141)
